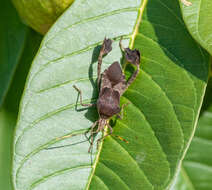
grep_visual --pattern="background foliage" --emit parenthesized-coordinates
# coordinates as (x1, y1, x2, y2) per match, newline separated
(0, 0, 211, 190)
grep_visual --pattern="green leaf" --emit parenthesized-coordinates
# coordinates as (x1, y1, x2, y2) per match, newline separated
(200, 78, 212, 113)
(0, 0, 28, 107)
(0, 109, 16, 190)
(172, 106, 212, 190)
(0, 29, 41, 190)
(12, 0, 75, 34)
(179, 0, 212, 55)
(12, 0, 209, 189)
(4, 29, 42, 113)
(170, 168, 194, 190)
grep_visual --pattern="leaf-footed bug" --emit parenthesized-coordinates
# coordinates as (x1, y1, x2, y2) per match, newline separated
(73, 38, 140, 152)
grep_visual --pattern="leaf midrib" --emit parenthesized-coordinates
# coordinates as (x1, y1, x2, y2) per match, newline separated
(129, 0, 148, 48)
(85, 127, 106, 190)
(86, 0, 148, 189)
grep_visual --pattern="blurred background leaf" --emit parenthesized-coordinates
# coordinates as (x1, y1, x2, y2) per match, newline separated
(0, 0, 28, 108)
(172, 77, 212, 190)
(0, 26, 41, 189)
(178, 4, 212, 187)
(12, 0, 75, 34)
(179, 0, 212, 55)
(4, 30, 42, 113)
(0, 109, 16, 190)
(200, 77, 212, 114)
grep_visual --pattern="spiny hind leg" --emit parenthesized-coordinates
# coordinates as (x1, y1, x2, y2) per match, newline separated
(97, 38, 113, 88)
(120, 42, 140, 89)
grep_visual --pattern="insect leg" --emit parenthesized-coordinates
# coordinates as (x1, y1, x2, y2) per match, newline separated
(97, 52, 103, 89)
(73, 85, 96, 107)
(119, 37, 141, 90)
(116, 102, 130, 119)
(124, 48, 140, 89)
(97, 124, 113, 149)
(126, 63, 140, 89)
(119, 36, 125, 52)
(97, 38, 113, 88)
(88, 120, 99, 153)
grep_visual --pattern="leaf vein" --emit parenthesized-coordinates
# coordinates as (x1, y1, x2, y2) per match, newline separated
(109, 137, 154, 187)
(15, 99, 96, 156)
(64, 7, 139, 30)
(31, 35, 131, 88)
(30, 165, 91, 190)
(156, 0, 184, 26)
(99, 162, 131, 190)
(15, 129, 89, 187)
(93, 175, 110, 190)
(36, 76, 97, 93)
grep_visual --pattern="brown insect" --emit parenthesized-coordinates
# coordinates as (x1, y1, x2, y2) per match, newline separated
(73, 38, 140, 152)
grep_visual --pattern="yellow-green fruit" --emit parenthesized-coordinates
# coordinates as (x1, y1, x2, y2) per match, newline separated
(12, 0, 75, 35)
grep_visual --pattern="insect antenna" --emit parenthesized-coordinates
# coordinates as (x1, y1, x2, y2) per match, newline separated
(45, 139, 88, 150)
(44, 131, 91, 150)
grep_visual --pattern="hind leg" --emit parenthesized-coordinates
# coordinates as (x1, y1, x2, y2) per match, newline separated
(97, 38, 113, 88)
